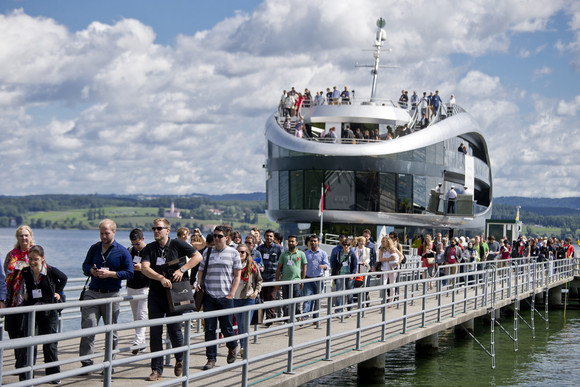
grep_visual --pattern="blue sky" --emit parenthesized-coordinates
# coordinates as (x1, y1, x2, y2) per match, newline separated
(0, 0, 579, 198)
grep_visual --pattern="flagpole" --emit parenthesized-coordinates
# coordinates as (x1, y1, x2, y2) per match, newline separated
(319, 183, 324, 240)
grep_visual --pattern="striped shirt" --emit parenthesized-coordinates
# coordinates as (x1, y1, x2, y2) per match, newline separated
(200, 246, 242, 298)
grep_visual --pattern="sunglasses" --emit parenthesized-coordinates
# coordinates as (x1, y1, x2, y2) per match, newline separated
(238, 251, 247, 255)
(152, 227, 167, 231)
(214, 234, 225, 239)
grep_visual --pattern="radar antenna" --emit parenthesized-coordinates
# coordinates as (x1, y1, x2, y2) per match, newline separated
(355, 17, 397, 102)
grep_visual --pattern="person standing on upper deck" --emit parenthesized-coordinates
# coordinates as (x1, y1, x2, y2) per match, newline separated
(332, 86, 341, 104)
(446, 186, 457, 214)
(275, 235, 307, 320)
(257, 229, 282, 324)
(431, 90, 442, 119)
(140, 218, 202, 381)
(80, 219, 133, 372)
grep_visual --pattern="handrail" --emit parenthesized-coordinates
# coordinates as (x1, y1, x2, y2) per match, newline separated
(1, 257, 576, 386)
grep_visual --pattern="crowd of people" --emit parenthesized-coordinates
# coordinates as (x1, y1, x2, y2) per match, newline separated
(1, 221, 575, 383)
(278, 85, 457, 142)
(415, 233, 576, 289)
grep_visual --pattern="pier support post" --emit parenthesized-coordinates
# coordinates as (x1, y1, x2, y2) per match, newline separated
(535, 292, 544, 305)
(416, 333, 439, 355)
(455, 319, 474, 338)
(548, 285, 563, 306)
(483, 308, 501, 323)
(357, 354, 385, 384)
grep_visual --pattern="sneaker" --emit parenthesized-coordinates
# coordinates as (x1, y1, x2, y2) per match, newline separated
(174, 360, 183, 377)
(227, 347, 237, 364)
(146, 371, 162, 381)
(202, 359, 216, 371)
(238, 348, 244, 358)
(50, 380, 61, 385)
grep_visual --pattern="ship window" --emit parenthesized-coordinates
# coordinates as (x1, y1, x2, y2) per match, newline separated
(413, 176, 426, 212)
(379, 173, 396, 212)
(355, 172, 380, 211)
(267, 171, 279, 210)
(290, 170, 304, 209)
(304, 170, 323, 210)
(279, 171, 289, 210)
(324, 171, 355, 210)
(397, 174, 413, 213)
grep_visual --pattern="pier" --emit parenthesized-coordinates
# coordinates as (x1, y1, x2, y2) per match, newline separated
(1, 257, 578, 386)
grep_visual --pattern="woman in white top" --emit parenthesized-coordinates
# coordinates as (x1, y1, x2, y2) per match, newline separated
(378, 236, 402, 304)
(353, 236, 371, 304)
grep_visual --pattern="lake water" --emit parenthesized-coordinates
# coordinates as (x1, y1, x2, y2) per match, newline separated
(303, 308, 580, 386)
(2, 228, 579, 386)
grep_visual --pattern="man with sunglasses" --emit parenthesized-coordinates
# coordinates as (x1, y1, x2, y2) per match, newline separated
(140, 218, 202, 382)
(196, 225, 242, 370)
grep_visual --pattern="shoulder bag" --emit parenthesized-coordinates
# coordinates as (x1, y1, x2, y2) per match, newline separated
(193, 247, 211, 312)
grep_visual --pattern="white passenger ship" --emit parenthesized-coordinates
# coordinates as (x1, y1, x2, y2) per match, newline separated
(264, 18, 492, 237)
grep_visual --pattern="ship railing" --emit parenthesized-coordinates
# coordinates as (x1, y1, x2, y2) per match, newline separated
(0, 257, 575, 385)
(275, 104, 468, 143)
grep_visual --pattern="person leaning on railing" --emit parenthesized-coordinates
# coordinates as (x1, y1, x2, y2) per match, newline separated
(21, 245, 67, 385)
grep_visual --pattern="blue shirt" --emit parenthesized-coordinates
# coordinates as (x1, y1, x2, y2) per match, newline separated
(82, 240, 133, 291)
(0, 258, 6, 301)
(305, 248, 329, 278)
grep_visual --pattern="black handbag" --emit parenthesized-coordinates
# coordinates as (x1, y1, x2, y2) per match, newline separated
(193, 247, 211, 312)
(79, 277, 90, 301)
(166, 280, 196, 313)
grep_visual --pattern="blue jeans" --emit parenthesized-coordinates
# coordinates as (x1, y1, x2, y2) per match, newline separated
(334, 277, 353, 313)
(302, 279, 322, 318)
(203, 295, 237, 361)
(233, 298, 256, 349)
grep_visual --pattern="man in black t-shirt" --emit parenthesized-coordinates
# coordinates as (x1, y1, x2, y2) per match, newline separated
(140, 218, 202, 382)
(126, 228, 150, 354)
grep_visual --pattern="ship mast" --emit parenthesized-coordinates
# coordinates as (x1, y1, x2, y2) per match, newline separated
(370, 17, 387, 102)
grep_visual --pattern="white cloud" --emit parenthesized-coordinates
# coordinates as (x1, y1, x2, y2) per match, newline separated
(557, 95, 580, 115)
(532, 66, 552, 80)
(0, 0, 577, 198)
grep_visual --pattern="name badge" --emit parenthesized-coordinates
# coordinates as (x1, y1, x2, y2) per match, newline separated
(287, 260, 294, 266)
(32, 289, 42, 299)
(450, 255, 455, 260)
(342, 261, 348, 266)
(263, 254, 270, 260)
(133, 256, 142, 264)
(156, 257, 165, 266)
(101, 267, 109, 271)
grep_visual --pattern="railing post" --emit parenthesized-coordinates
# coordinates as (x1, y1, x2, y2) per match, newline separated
(437, 276, 442, 323)
(182, 316, 191, 387)
(324, 292, 332, 360)
(402, 284, 408, 334)
(103, 301, 113, 387)
(421, 280, 427, 327)
(25, 310, 35, 381)
(241, 310, 251, 387)
(356, 294, 362, 350)
(286, 293, 296, 374)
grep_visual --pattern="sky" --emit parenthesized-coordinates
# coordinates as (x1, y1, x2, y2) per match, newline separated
(1, 0, 579, 198)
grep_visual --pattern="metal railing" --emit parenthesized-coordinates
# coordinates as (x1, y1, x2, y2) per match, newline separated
(0, 257, 577, 386)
